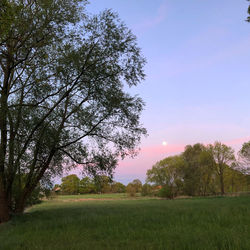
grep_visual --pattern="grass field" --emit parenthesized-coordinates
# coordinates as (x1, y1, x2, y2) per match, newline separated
(1, 195, 250, 250)
(53, 193, 135, 200)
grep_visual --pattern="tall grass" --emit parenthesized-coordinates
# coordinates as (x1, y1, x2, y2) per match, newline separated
(1, 196, 250, 249)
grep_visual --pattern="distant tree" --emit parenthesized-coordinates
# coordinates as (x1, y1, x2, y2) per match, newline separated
(141, 183, 153, 196)
(224, 166, 248, 193)
(147, 155, 185, 196)
(0, 0, 146, 222)
(94, 175, 112, 193)
(238, 141, 250, 174)
(147, 142, 249, 197)
(111, 182, 126, 193)
(182, 144, 204, 196)
(182, 144, 215, 196)
(61, 175, 80, 195)
(126, 183, 137, 197)
(131, 179, 142, 193)
(209, 142, 235, 195)
(79, 177, 96, 194)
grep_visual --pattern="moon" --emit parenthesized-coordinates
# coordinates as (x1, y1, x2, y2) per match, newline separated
(162, 141, 168, 146)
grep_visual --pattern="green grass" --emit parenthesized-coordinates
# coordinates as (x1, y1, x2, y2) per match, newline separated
(54, 193, 132, 200)
(1, 196, 250, 249)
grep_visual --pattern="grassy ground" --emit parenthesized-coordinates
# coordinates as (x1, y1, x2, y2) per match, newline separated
(53, 193, 135, 200)
(1, 195, 250, 250)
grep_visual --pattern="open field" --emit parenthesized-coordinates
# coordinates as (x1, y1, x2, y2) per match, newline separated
(1, 195, 250, 250)
(53, 193, 138, 200)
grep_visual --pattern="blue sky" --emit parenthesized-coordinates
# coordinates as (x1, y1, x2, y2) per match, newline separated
(67, 1, 250, 184)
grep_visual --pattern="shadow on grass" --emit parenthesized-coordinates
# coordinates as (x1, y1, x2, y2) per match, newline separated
(1, 196, 250, 250)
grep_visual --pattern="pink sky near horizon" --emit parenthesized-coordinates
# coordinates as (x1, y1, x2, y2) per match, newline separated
(114, 135, 250, 184)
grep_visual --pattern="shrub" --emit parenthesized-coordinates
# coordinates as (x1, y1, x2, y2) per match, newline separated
(25, 186, 44, 206)
(111, 182, 126, 193)
(158, 185, 176, 199)
(141, 184, 153, 196)
(126, 183, 137, 197)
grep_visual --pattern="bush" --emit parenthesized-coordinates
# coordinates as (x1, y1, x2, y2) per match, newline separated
(25, 186, 44, 206)
(126, 183, 137, 197)
(158, 185, 176, 199)
(111, 182, 126, 193)
(141, 184, 153, 196)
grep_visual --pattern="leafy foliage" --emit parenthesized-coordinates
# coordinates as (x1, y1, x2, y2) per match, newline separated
(141, 183, 153, 196)
(147, 155, 185, 195)
(111, 182, 126, 193)
(0, 0, 146, 221)
(126, 183, 137, 197)
(131, 179, 142, 192)
(79, 177, 96, 194)
(61, 175, 80, 195)
(93, 175, 112, 193)
(238, 141, 250, 174)
(158, 185, 176, 199)
(147, 142, 250, 196)
(208, 142, 235, 194)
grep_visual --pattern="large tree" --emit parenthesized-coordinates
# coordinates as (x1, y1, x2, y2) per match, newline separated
(147, 155, 185, 194)
(209, 142, 235, 195)
(0, 0, 146, 222)
(182, 143, 215, 196)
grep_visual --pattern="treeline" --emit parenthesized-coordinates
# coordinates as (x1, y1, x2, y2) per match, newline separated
(54, 141, 250, 198)
(54, 175, 126, 194)
(54, 175, 154, 196)
(146, 141, 250, 198)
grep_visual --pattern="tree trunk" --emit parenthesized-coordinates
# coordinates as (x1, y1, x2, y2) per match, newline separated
(15, 150, 56, 214)
(0, 189, 10, 223)
(220, 173, 225, 195)
(14, 187, 32, 214)
(14, 197, 26, 214)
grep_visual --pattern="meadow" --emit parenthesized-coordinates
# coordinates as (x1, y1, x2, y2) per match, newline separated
(1, 195, 250, 250)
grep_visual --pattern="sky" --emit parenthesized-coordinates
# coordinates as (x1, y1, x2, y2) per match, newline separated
(65, 1, 250, 184)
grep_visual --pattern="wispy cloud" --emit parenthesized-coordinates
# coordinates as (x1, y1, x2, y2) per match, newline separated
(133, 1, 168, 33)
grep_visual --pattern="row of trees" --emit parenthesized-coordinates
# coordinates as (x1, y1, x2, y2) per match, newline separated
(57, 141, 250, 198)
(147, 142, 250, 198)
(56, 175, 153, 196)
(56, 175, 173, 197)
(55, 175, 126, 194)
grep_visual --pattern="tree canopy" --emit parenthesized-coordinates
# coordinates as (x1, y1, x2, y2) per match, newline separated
(61, 174, 80, 195)
(208, 142, 235, 194)
(238, 142, 250, 174)
(147, 142, 249, 198)
(0, 0, 146, 222)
